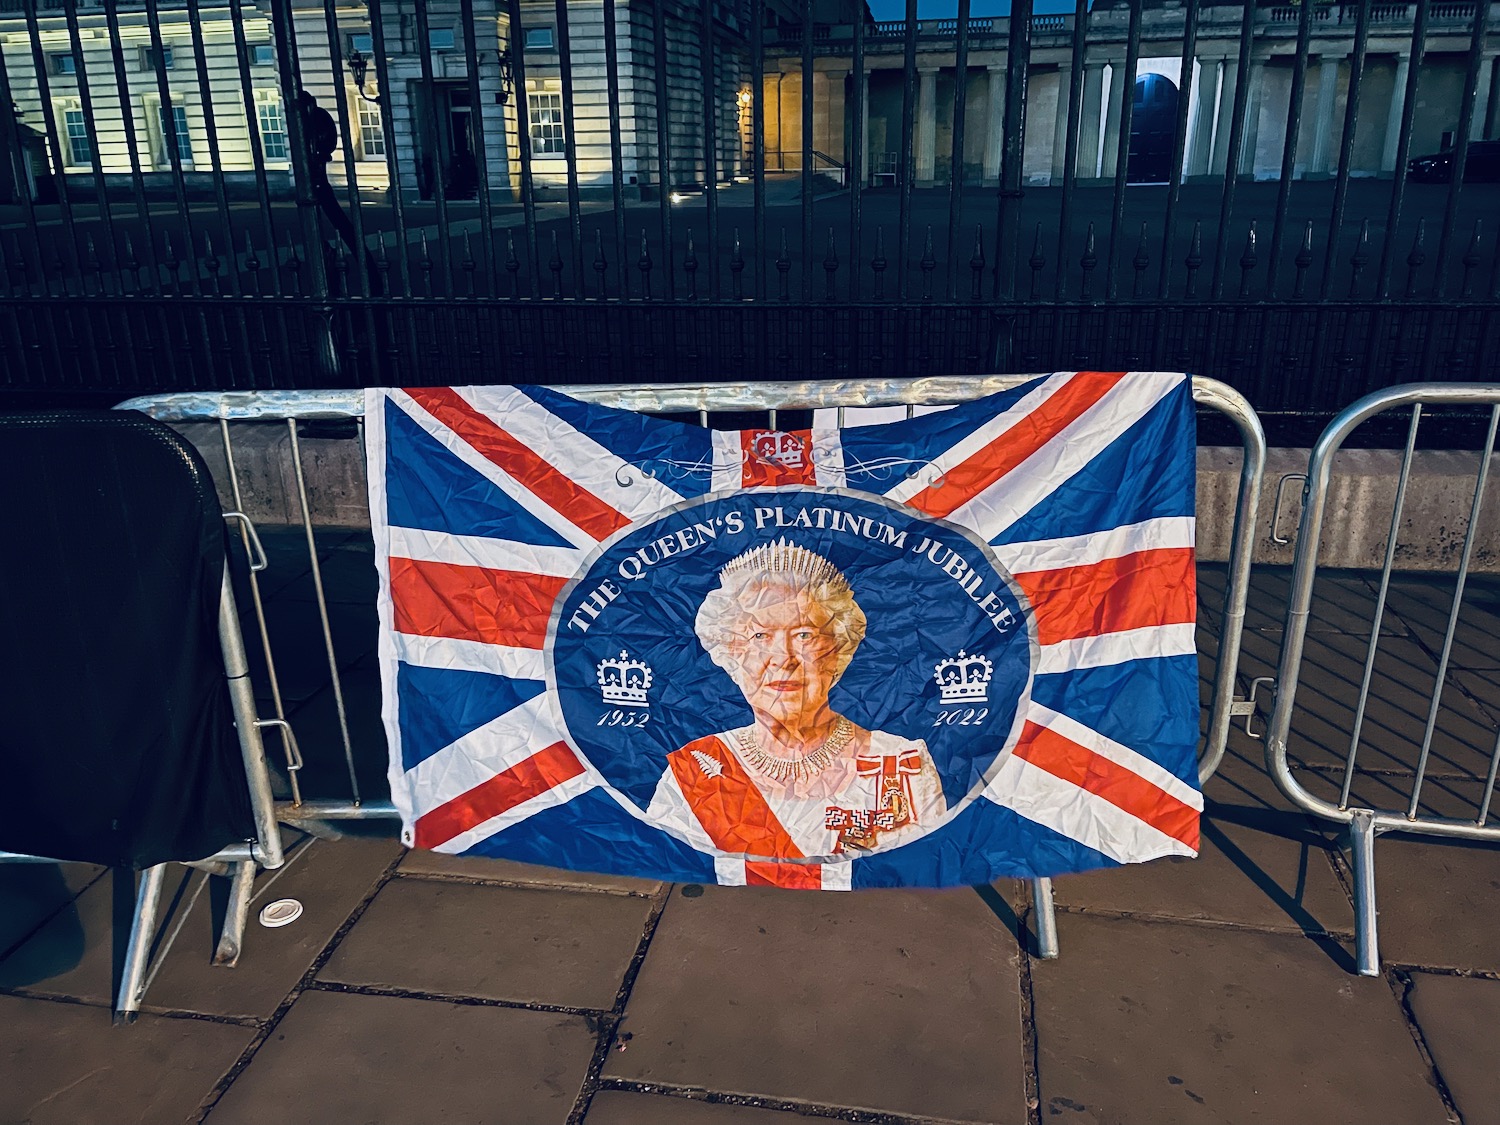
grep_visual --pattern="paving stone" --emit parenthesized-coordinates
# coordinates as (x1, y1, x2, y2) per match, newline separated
(320, 878, 654, 1010)
(584, 1091, 815, 1124)
(0, 862, 103, 962)
(0, 835, 400, 1021)
(1382, 573, 1500, 671)
(605, 884, 1027, 1124)
(1453, 667, 1500, 727)
(1406, 971, 1500, 1125)
(1236, 567, 1397, 635)
(1368, 836, 1500, 971)
(1288, 760, 1497, 824)
(0, 993, 254, 1125)
(399, 849, 663, 896)
(1031, 914, 1451, 1125)
(1052, 808, 1350, 936)
(205, 989, 596, 1125)
(1236, 629, 1498, 780)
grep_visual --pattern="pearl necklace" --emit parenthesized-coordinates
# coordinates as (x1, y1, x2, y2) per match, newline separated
(736, 717, 855, 783)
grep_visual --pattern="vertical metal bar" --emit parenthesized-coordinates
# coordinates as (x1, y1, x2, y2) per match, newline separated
(60, 0, 122, 294)
(458, 0, 496, 291)
(0, 25, 52, 296)
(1374, 0, 1428, 300)
(553, 0, 585, 297)
(368, 0, 412, 297)
(1156, 0, 1199, 299)
(1339, 404, 1421, 810)
(1263, 0, 1315, 298)
(847, 6, 864, 300)
(288, 420, 361, 803)
(270, 0, 330, 299)
(140, 0, 203, 295)
(1054, 0, 1088, 299)
(1318, 0, 1370, 300)
(212, 860, 258, 967)
(943, 0, 972, 301)
(227, 0, 283, 296)
(897, 0, 917, 300)
(1475, 723, 1500, 827)
(1432, 0, 1490, 297)
(114, 864, 167, 1020)
(1408, 404, 1499, 818)
(800, 0, 814, 301)
(700, 0, 720, 301)
(1103, 1, 1141, 300)
(413, 0, 453, 294)
(1349, 809, 1380, 976)
(650, 0, 674, 299)
(752, 0, 766, 302)
(319, 0, 371, 297)
(184, 0, 243, 297)
(994, 0, 1031, 300)
(1031, 876, 1059, 959)
(24, 0, 86, 282)
(1209, 0, 1256, 300)
(603, 0, 630, 299)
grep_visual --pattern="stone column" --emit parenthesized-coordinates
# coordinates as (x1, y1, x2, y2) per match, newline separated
(1239, 58, 1265, 178)
(916, 66, 938, 185)
(858, 68, 871, 184)
(1381, 53, 1409, 173)
(823, 68, 848, 164)
(1209, 58, 1239, 175)
(1076, 60, 1106, 179)
(1185, 58, 1218, 178)
(1309, 54, 1341, 176)
(1100, 59, 1125, 179)
(1050, 61, 1074, 183)
(983, 64, 1006, 182)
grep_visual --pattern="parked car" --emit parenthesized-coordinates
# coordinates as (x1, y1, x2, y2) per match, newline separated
(1407, 140, 1500, 183)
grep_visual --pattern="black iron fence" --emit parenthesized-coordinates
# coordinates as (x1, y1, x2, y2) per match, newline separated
(0, 0, 1496, 422)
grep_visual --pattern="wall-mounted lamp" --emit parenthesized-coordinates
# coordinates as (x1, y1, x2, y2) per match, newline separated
(738, 89, 753, 108)
(347, 48, 379, 105)
(497, 45, 514, 104)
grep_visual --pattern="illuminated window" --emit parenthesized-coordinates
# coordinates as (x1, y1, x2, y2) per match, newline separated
(357, 99, 385, 158)
(63, 108, 90, 165)
(257, 94, 287, 160)
(527, 91, 564, 156)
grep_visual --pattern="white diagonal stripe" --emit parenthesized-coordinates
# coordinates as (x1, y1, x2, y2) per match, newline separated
(394, 632, 547, 681)
(884, 373, 1072, 504)
(429, 772, 599, 855)
(1028, 702, 1203, 811)
(389, 525, 584, 579)
(1036, 623, 1197, 675)
(951, 372, 1185, 541)
(403, 692, 565, 811)
(451, 385, 684, 518)
(983, 755, 1196, 864)
(811, 427, 847, 488)
(714, 856, 748, 885)
(995, 516, 1196, 575)
(712, 430, 742, 492)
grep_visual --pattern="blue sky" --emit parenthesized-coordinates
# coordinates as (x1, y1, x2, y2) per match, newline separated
(865, 0, 1080, 18)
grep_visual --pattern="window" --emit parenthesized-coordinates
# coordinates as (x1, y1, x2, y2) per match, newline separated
(257, 94, 287, 160)
(63, 107, 90, 165)
(357, 99, 384, 158)
(524, 27, 554, 49)
(528, 91, 564, 155)
(154, 103, 192, 167)
(141, 44, 175, 71)
(427, 28, 455, 50)
(251, 43, 274, 66)
(349, 33, 373, 53)
(51, 54, 76, 76)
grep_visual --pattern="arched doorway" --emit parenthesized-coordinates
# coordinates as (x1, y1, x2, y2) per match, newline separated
(1128, 74, 1179, 184)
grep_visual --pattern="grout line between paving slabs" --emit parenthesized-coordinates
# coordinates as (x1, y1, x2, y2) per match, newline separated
(304, 978, 609, 1018)
(0, 985, 261, 1028)
(0, 864, 111, 964)
(592, 1077, 989, 1125)
(187, 846, 408, 1125)
(1016, 896, 1042, 1125)
(389, 867, 659, 899)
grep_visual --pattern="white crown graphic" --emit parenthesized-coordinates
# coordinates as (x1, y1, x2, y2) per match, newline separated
(597, 650, 652, 708)
(934, 650, 994, 705)
(750, 430, 805, 468)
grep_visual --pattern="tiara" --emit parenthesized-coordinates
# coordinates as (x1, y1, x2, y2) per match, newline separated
(719, 538, 846, 587)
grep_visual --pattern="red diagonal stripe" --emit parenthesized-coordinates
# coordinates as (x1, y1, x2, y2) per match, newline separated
(1014, 721, 1199, 850)
(405, 387, 629, 541)
(414, 741, 585, 850)
(391, 556, 565, 649)
(1013, 547, 1197, 646)
(905, 371, 1129, 519)
(746, 860, 824, 889)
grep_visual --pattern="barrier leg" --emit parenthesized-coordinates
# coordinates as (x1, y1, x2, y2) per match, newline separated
(213, 860, 257, 968)
(1349, 810, 1380, 976)
(114, 864, 168, 1025)
(1031, 876, 1060, 959)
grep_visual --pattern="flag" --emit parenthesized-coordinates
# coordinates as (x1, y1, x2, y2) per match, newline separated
(367, 373, 1202, 889)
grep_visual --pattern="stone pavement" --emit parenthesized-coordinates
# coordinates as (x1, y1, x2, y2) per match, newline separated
(3, 547, 1500, 1125)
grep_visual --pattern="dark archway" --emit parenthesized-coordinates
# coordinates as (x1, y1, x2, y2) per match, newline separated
(1128, 73, 1179, 184)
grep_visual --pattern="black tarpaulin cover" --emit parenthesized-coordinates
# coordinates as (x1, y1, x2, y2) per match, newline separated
(0, 411, 254, 868)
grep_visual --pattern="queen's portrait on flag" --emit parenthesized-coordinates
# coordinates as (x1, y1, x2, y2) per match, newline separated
(646, 539, 947, 858)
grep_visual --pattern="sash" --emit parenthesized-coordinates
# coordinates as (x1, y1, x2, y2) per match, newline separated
(666, 736, 805, 860)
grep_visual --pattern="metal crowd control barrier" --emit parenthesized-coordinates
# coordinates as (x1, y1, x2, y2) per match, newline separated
(120, 374, 1266, 958)
(1265, 382, 1500, 977)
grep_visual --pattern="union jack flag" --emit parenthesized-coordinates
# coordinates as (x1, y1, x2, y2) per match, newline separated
(368, 373, 1202, 889)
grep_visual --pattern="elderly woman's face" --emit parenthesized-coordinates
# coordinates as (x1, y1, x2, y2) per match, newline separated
(723, 583, 845, 723)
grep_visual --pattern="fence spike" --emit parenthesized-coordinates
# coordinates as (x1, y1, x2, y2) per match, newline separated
(1079, 222, 1098, 300)
(461, 229, 477, 288)
(205, 232, 222, 290)
(418, 230, 434, 296)
(970, 223, 986, 302)
(1404, 217, 1426, 298)
(1238, 221, 1257, 299)
(244, 230, 260, 274)
(871, 225, 887, 301)
(1028, 222, 1046, 300)
(730, 227, 745, 301)
(1293, 220, 1314, 299)
(776, 227, 791, 301)
(684, 228, 698, 300)
(506, 230, 522, 298)
(594, 229, 608, 300)
(920, 225, 936, 301)
(1460, 218, 1482, 299)
(1348, 217, 1370, 298)
(549, 230, 564, 298)
(637, 229, 653, 299)
(1131, 222, 1149, 299)
(1183, 220, 1203, 299)
(824, 226, 839, 301)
